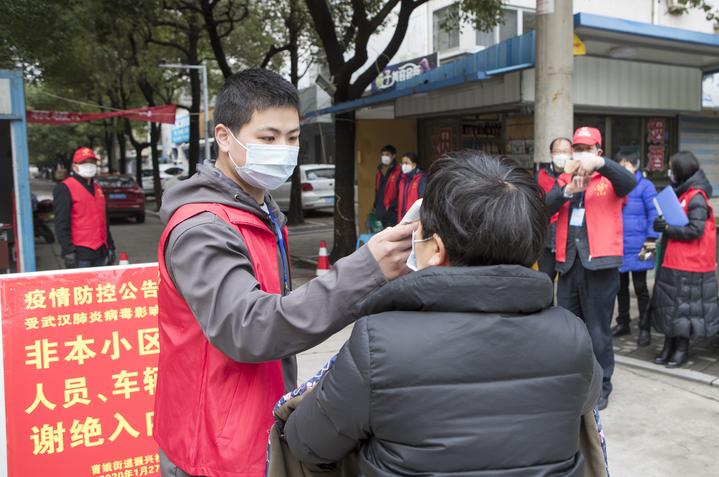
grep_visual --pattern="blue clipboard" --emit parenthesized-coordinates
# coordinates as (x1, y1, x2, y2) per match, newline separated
(653, 186, 689, 227)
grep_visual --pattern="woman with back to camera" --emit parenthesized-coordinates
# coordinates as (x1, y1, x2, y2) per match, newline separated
(649, 151, 719, 368)
(283, 151, 602, 476)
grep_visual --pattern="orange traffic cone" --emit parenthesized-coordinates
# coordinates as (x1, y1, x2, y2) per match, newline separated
(316, 241, 330, 276)
(119, 252, 129, 266)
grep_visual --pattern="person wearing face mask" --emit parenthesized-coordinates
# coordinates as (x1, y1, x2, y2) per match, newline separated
(612, 152, 658, 346)
(283, 152, 602, 476)
(647, 151, 719, 368)
(536, 137, 572, 281)
(374, 144, 401, 228)
(396, 152, 426, 224)
(52, 147, 115, 268)
(545, 126, 637, 410)
(154, 69, 416, 477)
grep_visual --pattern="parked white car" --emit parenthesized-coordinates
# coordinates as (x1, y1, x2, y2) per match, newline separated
(141, 165, 186, 195)
(273, 165, 337, 212)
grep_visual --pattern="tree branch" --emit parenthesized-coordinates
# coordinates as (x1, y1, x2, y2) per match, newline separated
(305, 0, 344, 74)
(259, 43, 291, 68)
(351, 0, 415, 97)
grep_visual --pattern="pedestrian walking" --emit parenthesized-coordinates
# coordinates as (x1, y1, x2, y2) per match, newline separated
(154, 69, 415, 477)
(536, 137, 572, 281)
(53, 146, 115, 268)
(545, 126, 637, 410)
(283, 152, 601, 476)
(396, 152, 426, 224)
(612, 151, 658, 346)
(374, 144, 401, 228)
(649, 151, 719, 368)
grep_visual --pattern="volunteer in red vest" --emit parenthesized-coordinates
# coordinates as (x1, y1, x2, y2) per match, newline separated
(374, 144, 402, 228)
(154, 68, 415, 477)
(648, 151, 719, 368)
(53, 147, 115, 268)
(545, 126, 636, 410)
(536, 137, 572, 281)
(396, 152, 426, 223)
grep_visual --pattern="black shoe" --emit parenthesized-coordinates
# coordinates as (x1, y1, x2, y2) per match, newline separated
(637, 329, 651, 347)
(598, 396, 609, 410)
(654, 336, 676, 365)
(666, 338, 689, 368)
(611, 323, 631, 337)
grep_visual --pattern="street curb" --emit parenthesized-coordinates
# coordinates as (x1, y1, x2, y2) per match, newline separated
(145, 208, 160, 217)
(615, 355, 719, 386)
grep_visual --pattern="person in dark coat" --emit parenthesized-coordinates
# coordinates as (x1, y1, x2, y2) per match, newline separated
(284, 151, 602, 476)
(612, 151, 658, 346)
(649, 151, 719, 368)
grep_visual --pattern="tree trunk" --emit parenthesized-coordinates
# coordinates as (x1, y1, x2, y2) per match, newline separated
(286, 0, 304, 225)
(104, 125, 115, 173)
(187, 15, 201, 176)
(118, 131, 127, 174)
(150, 122, 163, 210)
(331, 110, 357, 261)
(135, 145, 143, 187)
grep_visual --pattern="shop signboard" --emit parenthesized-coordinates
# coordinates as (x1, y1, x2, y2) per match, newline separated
(431, 127, 453, 159)
(646, 118, 667, 172)
(0, 265, 161, 477)
(371, 53, 438, 94)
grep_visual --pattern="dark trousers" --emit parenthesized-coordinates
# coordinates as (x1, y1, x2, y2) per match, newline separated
(557, 258, 619, 398)
(77, 256, 107, 268)
(617, 271, 650, 330)
(537, 248, 557, 282)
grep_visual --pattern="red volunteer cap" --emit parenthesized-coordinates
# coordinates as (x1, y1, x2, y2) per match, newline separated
(572, 127, 602, 147)
(72, 147, 99, 164)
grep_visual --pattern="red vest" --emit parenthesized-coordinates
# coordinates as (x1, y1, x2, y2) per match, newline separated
(375, 166, 402, 210)
(154, 203, 286, 477)
(62, 176, 107, 250)
(537, 168, 559, 225)
(397, 172, 425, 223)
(663, 189, 716, 273)
(555, 173, 625, 263)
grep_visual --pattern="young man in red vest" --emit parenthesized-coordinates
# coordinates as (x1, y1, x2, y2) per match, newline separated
(536, 137, 572, 281)
(53, 147, 115, 268)
(374, 144, 402, 228)
(545, 127, 636, 410)
(154, 69, 415, 477)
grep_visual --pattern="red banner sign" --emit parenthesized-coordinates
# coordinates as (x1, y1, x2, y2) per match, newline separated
(0, 265, 161, 477)
(26, 105, 177, 125)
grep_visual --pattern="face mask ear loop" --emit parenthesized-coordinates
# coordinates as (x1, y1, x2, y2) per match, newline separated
(225, 126, 249, 170)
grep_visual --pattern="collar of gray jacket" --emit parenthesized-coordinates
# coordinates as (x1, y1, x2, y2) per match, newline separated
(361, 265, 554, 316)
(159, 162, 286, 228)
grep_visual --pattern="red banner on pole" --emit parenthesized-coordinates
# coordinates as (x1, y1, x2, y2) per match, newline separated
(26, 104, 177, 125)
(0, 265, 161, 477)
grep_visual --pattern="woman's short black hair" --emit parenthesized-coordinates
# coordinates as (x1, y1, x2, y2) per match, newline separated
(381, 145, 397, 155)
(420, 151, 548, 267)
(214, 68, 300, 134)
(670, 151, 700, 184)
(401, 152, 418, 164)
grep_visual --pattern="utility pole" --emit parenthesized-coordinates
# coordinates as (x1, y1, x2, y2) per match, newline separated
(534, 0, 574, 164)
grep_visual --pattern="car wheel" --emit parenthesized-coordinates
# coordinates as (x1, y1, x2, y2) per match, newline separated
(135, 212, 145, 224)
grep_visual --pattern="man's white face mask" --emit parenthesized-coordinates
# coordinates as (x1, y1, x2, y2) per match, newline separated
(76, 163, 98, 178)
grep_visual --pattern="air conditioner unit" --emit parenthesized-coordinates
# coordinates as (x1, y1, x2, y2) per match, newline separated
(666, 0, 688, 14)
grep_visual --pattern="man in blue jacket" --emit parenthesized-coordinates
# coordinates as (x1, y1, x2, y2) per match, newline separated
(612, 151, 658, 346)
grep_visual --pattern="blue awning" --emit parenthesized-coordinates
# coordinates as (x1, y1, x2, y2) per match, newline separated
(303, 32, 535, 118)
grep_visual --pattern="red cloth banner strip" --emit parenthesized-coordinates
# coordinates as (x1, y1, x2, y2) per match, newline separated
(26, 104, 177, 125)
